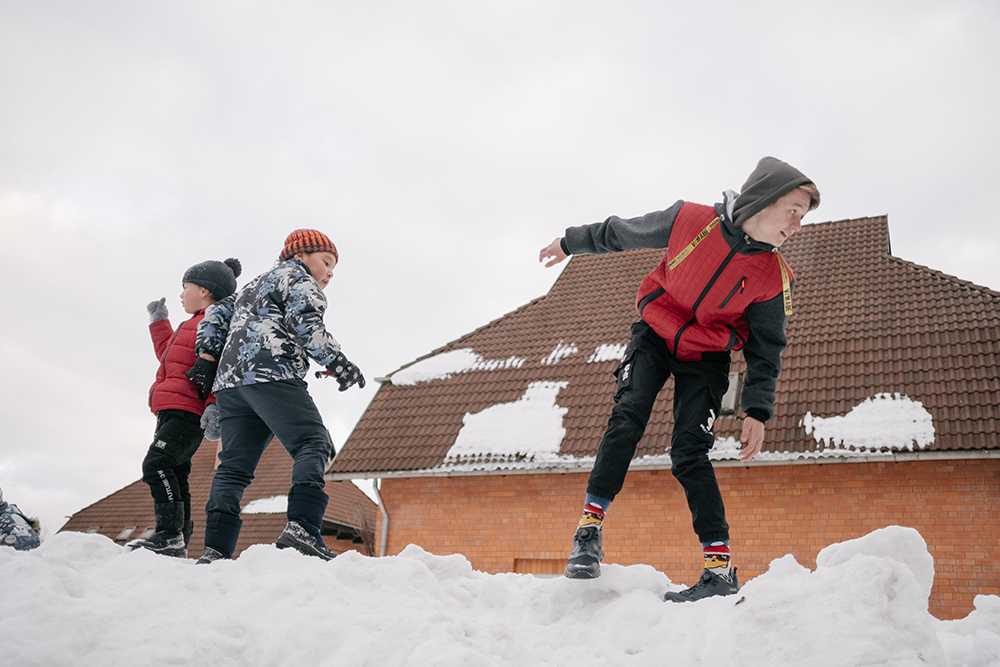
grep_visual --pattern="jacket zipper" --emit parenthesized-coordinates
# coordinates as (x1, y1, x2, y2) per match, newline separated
(672, 234, 748, 354)
(718, 276, 746, 309)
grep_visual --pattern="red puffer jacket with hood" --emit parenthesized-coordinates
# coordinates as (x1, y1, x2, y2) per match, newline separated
(148, 311, 214, 415)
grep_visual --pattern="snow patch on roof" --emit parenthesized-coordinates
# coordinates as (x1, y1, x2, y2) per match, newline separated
(391, 348, 526, 385)
(442, 381, 569, 465)
(242, 495, 287, 514)
(541, 340, 578, 365)
(588, 343, 627, 363)
(801, 393, 935, 453)
(424, 393, 935, 474)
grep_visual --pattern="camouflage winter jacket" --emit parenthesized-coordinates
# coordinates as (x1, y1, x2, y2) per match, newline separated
(1, 501, 40, 551)
(196, 259, 342, 391)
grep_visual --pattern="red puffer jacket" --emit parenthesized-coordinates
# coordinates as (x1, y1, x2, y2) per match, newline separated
(148, 311, 214, 415)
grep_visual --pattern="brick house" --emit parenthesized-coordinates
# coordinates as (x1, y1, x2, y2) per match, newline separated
(62, 439, 378, 557)
(328, 215, 1000, 620)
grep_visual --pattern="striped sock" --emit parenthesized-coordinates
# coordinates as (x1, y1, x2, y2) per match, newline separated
(703, 541, 731, 574)
(578, 494, 611, 529)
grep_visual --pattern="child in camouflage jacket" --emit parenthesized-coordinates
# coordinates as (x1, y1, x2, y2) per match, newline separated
(189, 229, 365, 563)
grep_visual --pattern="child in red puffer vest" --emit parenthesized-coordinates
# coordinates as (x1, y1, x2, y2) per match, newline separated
(127, 257, 241, 558)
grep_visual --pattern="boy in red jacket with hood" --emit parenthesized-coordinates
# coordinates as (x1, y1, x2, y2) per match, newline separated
(127, 257, 241, 558)
(540, 157, 819, 601)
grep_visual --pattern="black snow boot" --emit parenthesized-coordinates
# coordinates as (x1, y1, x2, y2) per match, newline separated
(564, 525, 604, 579)
(276, 521, 337, 561)
(126, 502, 186, 558)
(196, 547, 227, 564)
(199, 511, 242, 563)
(664, 568, 740, 602)
(276, 485, 337, 561)
(182, 520, 194, 549)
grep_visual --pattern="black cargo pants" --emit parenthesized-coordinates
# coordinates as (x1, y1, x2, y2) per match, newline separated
(587, 320, 732, 543)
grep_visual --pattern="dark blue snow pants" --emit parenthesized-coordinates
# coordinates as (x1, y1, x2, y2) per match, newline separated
(204, 379, 332, 557)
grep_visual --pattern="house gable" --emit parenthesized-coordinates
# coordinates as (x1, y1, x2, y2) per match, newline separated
(330, 215, 1000, 478)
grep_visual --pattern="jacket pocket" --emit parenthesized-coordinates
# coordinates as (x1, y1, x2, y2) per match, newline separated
(718, 276, 746, 309)
(613, 349, 637, 398)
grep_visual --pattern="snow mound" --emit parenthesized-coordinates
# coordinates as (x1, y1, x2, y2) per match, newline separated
(1, 528, 998, 666)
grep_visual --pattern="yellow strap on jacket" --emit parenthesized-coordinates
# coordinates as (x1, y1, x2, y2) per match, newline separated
(774, 248, 793, 316)
(666, 216, 720, 270)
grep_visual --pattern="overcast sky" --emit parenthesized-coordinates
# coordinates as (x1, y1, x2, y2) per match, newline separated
(2, 0, 998, 537)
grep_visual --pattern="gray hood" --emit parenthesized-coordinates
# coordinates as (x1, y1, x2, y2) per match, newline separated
(729, 156, 815, 228)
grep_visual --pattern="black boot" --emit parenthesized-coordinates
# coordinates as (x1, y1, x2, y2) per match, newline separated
(126, 502, 186, 558)
(664, 568, 740, 602)
(197, 511, 242, 564)
(276, 521, 337, 561)
(276, 485, 337, 561)
(564, 525, 604, 579)
(183, 520, 194, 548)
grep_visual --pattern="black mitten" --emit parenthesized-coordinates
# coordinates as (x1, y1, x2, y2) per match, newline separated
(186, 357, 219, 399)
(326, 352, 366, 392)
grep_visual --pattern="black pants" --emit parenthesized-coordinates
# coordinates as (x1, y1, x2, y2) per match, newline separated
(141, 409, 205, 521)
(587, 320, 732, 543)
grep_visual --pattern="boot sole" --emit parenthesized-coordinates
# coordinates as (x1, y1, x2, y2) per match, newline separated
(275, 533, 336, 561)
(564, 564, 601, 579)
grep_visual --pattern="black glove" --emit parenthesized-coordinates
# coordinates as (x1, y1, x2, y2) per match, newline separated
(185, 357, 219, 400)
(325, 352, 366, 392)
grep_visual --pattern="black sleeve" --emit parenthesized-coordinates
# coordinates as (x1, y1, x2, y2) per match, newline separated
(740, 278, 794, 422)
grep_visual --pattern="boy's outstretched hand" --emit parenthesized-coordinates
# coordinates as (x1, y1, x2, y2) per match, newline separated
(539, 238, 568, 267)
(318, 352, 366, 392)
(186, 356, 219, 400)
(147, 297, 169, 324)
(739, 416, 765, 461)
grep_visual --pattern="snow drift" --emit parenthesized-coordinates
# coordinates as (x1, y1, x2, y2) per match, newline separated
(1, 526, 997, 666)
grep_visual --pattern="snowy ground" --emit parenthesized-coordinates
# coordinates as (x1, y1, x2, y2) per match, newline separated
(1, 527, 998, 667)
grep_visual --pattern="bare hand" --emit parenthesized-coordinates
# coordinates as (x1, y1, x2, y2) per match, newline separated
(539, 238, 568, 267)
(739, 416, 765, 462)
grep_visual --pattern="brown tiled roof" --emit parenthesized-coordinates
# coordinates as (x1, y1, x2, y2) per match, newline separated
(330, 216, 1000, 475)
(61, 439, 378, 557)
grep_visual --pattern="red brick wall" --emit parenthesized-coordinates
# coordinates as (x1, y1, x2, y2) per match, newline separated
(375, 458, 999, 620)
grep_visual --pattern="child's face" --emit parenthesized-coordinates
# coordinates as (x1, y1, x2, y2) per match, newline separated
(296, 251, 338, 289)
(742, 188, 812, 248)
(180, 283, 215, 314)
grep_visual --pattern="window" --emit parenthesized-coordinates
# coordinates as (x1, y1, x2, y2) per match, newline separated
(115, 527, 137, 542)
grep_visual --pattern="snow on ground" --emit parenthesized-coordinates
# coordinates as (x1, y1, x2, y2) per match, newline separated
(2, 527, 998, 666)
